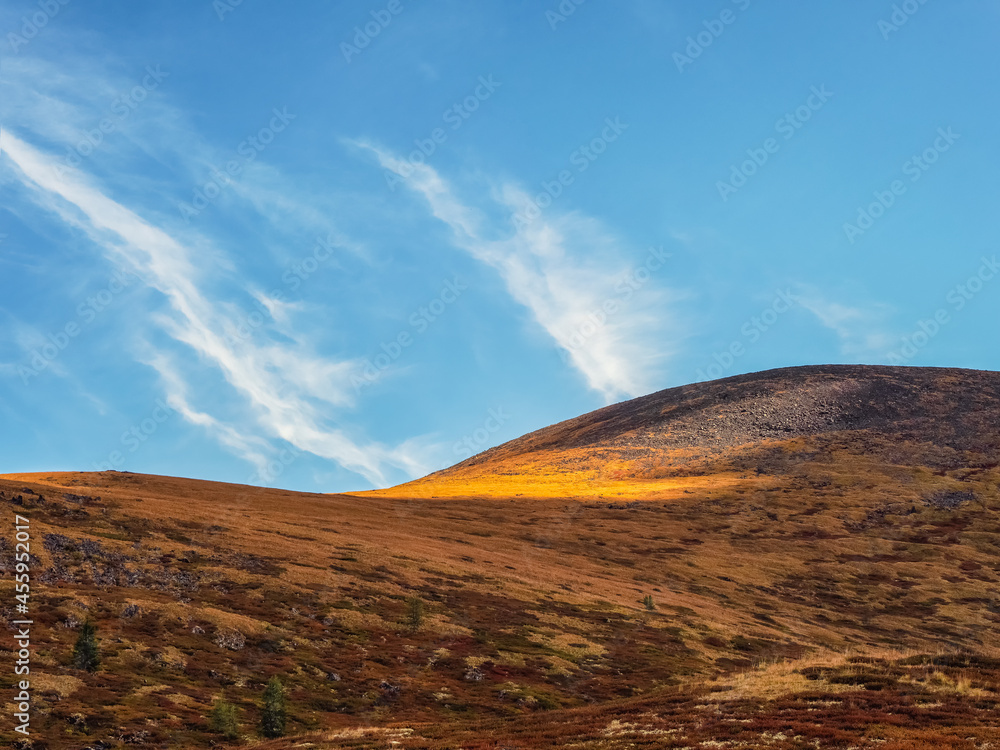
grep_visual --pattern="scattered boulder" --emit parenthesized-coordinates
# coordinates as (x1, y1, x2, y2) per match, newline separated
(213, 628, 246, 651)
(924, 490, 975, 510)
(379, 680, 401, 697)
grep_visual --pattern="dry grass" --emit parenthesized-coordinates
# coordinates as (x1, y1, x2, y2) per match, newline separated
(4, 373, 1000, 748)
(359, 462, 754, 500)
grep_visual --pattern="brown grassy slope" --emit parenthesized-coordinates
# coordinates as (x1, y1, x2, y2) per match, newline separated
(2, 365, 1000, 748)
(254, 650, 1000, 750)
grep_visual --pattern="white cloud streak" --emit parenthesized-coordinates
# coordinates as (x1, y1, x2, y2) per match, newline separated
(2, 128, 416, 486)
(1, 51, 676, 488)
(360, 142, 676, 401)
(796, 290, 894, 358)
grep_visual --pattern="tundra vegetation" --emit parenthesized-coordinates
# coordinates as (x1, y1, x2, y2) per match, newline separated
(3, 366, 1000, 748)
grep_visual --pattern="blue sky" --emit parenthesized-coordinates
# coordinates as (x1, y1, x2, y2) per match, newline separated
(1, 0, 998, 493)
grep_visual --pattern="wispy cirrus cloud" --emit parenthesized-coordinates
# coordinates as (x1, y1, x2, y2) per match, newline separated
(795, 289, 895, 359)
(3, 48, 676, 487)
(2, 130, 406, 483)
(357, 141, 680, 402)
(0, 54, 437, 487)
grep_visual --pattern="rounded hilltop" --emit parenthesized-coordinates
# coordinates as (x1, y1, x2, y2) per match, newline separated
(363, 364, 1000, 499)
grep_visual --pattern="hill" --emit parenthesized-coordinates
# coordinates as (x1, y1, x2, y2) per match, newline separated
(3, 364, 1000, 749)
(366, 364, 1000, 499)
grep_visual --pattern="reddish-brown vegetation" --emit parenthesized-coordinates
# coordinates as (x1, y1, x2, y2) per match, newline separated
(2, 365, 1000, 748)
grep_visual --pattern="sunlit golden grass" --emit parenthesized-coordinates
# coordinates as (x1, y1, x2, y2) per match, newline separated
(698, 648, 905, 702)
(359, 467, 755, 500)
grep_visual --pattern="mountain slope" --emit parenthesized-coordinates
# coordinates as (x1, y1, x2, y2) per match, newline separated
(3, 364, 1000, 749)
(366, 364, 1000, 499)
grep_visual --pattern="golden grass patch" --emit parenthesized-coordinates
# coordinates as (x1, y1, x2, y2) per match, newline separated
(23, 672, 84, 698)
